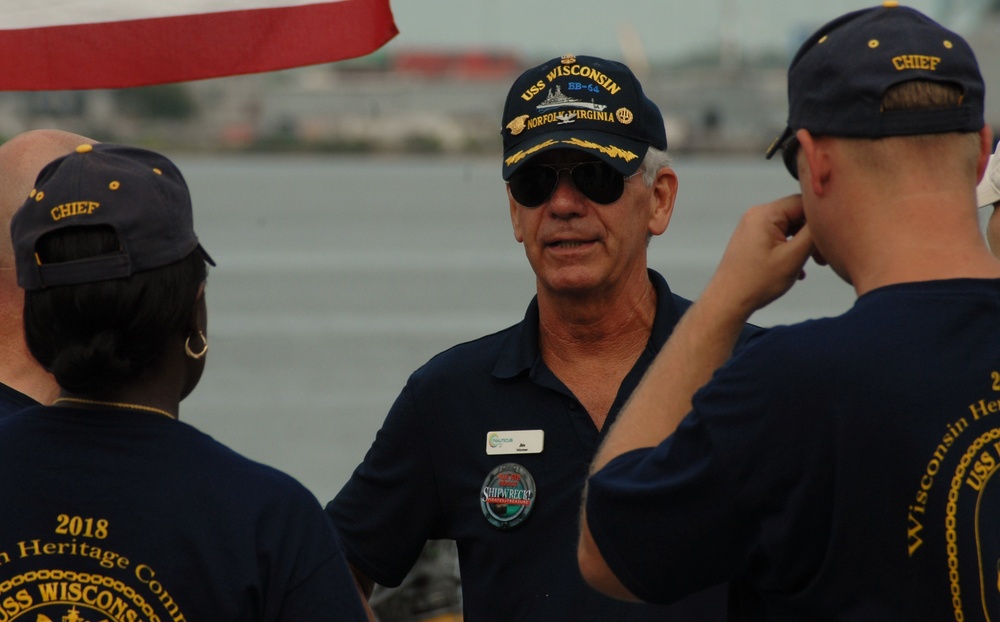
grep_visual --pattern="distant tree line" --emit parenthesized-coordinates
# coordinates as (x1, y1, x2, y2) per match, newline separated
(114, 84, 197, 120)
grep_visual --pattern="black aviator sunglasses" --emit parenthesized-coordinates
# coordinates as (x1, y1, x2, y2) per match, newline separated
(507, 161, 642, 208)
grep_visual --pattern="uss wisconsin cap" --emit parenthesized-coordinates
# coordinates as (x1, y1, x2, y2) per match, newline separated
(12, 143, 214, 291)
(766, 1, 985, 159)
(501, 54, 667, 180)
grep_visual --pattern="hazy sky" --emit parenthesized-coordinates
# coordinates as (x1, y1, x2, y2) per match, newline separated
(386, 0, 977, 63)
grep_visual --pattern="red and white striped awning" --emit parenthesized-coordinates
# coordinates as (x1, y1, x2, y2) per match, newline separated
(0, 0, 398, 90)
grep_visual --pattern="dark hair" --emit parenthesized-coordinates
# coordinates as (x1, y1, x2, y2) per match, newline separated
(24, 225, 208, 394)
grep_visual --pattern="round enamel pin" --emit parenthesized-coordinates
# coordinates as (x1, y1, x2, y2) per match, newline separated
(480, 462, 536, 530)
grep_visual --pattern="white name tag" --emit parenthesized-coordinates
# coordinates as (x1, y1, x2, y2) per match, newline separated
(486, 430, 544, 455)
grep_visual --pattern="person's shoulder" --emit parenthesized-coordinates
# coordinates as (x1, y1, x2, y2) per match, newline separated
(730, 313, 854, 371)
(410, 322, 521, 379)
(173, 424, 318, 502)
(663, 290, 765, 344)
(0, 383, 38, 416)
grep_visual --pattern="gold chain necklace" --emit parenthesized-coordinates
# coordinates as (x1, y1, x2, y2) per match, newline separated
(54, 397, 176, 420)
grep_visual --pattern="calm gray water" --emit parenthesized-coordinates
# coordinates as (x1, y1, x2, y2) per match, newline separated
(171, 153, 954, 504)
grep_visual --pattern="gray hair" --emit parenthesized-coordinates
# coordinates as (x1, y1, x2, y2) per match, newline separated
(639, 145, 674, 246)
(641, 146, 673, 186)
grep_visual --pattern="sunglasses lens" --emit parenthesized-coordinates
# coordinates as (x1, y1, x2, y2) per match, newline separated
(573, 162, 625, 204)
(508, 161, 629, 207)
(509, 165, 558, 207)
(781, 137, 800, 180)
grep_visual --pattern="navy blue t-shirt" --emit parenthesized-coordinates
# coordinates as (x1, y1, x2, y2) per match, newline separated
(587, 278, 1000, 621)
(0, 405, 368, 621)
(329, 270, 763, 621)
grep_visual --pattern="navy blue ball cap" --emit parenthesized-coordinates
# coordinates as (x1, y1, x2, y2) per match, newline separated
(12, 142, 214, 291)
(766, 1, 984, 159)
(501, 54, 667, 180)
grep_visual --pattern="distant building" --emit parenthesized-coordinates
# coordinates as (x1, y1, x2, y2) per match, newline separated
(392, 50, 522, 80)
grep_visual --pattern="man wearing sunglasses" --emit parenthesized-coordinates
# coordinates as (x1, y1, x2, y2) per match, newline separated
(327, 54, 761, 621)
(580, 5, 1000, 620)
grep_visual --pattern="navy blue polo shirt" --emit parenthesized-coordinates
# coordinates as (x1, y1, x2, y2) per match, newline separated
(329, 270, 763, 621)
(0, 382, 37, 417)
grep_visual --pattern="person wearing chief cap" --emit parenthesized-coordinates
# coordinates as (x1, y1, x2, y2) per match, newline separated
(0, 142, 371, 620)
(580, 3, 1000, 620)
(327, 54, 761, 621)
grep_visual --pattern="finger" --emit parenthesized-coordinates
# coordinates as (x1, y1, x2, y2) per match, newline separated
(785, 218, 807, 238)
(784, 221, 814, 257)
(774, 222, 815, 285)
(773, 194, 806, 234)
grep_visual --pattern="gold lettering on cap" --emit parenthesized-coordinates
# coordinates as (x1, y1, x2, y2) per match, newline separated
(892, 55, 942, 71)
(543, 65, 622, 95)
(524, 109, 615, 132)
(50, 201, 100, 222)
(520, 80, 547, 102)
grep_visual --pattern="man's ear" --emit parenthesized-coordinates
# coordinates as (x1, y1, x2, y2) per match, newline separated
(648, 166, 678, 237)
(508, 189, 525, 243)
(797, 129, 831, 197)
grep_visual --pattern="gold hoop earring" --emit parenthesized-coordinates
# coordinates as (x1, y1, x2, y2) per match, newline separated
(184, 330, 208, 359)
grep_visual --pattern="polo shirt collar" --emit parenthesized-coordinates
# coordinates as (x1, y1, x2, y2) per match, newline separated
(492, 269, 679, 380)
